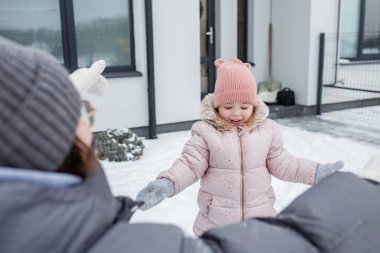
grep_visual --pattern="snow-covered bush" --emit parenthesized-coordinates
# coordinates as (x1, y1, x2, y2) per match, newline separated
(93, 128, 144, 161)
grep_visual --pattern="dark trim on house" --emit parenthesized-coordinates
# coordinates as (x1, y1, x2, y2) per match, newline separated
(343, 55, 380, 61)
(145, 0, 157, 139)
(104, 65, 136, 73)
(322, 84, 380, 94)
(60, 0, 77, 72)
(132, 98, 380, 137)
(128, 0, 137, 72)
(358, 0, 366, 58)
(129, 95, 380, 137)
(131, 106, 317, 137)
(59, 0, 70, 69)
(237, 0, 251, 64)
(244, 0, 248, 63)
(269, 97, 380, 119)
(317, 33, 325, 115)
(318, 97, 380, 112)
(207, 0, 216, 93)
(104, 71, 143, 78)
(130, 120, 198, 137)
(267, 105, 316, 119)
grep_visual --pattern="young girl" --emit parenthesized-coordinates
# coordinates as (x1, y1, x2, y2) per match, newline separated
(136, 58, 343, 236)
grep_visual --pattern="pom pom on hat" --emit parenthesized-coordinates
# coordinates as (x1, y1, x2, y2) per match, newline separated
(213, 58, 258, 108)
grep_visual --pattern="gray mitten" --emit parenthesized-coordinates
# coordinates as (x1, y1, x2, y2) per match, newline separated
(136, 178, 175, 210)
(314, 161, 344, 184)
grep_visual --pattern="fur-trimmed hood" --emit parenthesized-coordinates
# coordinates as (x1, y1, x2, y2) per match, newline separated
(200, 93, 269, 131)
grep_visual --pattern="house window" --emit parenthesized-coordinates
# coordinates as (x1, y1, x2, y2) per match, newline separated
(0, 0, 135, 73)
(357, 0, 380, 59)
(0, 1, 65, 62)
(340, 0, 379, 61)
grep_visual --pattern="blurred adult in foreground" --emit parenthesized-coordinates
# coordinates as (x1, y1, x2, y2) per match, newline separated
(0, 37, 379, 253)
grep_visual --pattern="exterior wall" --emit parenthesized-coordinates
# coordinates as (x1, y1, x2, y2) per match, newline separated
(152, 0, 200, 125)
(270, 0, 339, 106)
(88, 0, 351, 132)
(271, 0, 312, 106)
(215, 0, 238, 59)
(307, 0, 339, 105)
(249, 0, 271, 84)
(2, 0, 374, 133)
(90, 0, 149, 131)
(91, 0, 201, 131)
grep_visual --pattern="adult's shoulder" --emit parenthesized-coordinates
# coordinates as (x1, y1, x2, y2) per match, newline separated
(87, 222, 199, 253)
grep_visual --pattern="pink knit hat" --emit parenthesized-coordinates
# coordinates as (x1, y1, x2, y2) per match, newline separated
(213, 58, 258, 108)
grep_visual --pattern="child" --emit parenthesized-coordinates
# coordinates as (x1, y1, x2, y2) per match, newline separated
(136, 58, 344, 236)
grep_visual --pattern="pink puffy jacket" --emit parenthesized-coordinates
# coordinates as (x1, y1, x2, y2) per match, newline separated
(158, 95, 318, 236)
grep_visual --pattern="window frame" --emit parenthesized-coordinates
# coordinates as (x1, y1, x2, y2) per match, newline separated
(237, 0, 248, 63)
(59, 0, 137, 74)
(345, 0, 380, 61)
(237, 0, 255, 66)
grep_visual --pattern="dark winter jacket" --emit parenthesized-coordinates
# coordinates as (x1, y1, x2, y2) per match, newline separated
(201, 172, 380, 253)
(0, 162, 207, 253)
(1, 161, 379, 253)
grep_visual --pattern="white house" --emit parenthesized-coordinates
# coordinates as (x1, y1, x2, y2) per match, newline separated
(0, 0, 378, 137)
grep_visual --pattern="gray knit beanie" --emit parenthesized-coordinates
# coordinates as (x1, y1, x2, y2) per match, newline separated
(0, 37, 81, 171)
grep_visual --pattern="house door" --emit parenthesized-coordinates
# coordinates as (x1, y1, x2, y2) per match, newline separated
(200, 0, 216, 99)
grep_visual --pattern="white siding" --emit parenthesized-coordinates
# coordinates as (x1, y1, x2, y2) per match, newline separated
(307, 0, 339, 105)
(152, 0, 200, 125)
(91, 0, 200, 131)
(249, 0, 271, 84)
(215, 0, 238, 59)
(90, 0, 349, 131)
(91, 0, 149, 131)
(270, 0, 312, 105)
(268, 0, 339, 105)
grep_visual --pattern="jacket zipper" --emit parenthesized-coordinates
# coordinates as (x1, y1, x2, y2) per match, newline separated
(238, 128, 245, 221)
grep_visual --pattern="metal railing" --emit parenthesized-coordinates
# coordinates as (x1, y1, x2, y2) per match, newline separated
(317, 32, 380, 126)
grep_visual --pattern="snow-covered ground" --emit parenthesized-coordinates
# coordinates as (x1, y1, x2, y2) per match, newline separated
(102, 119, 380, 236)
